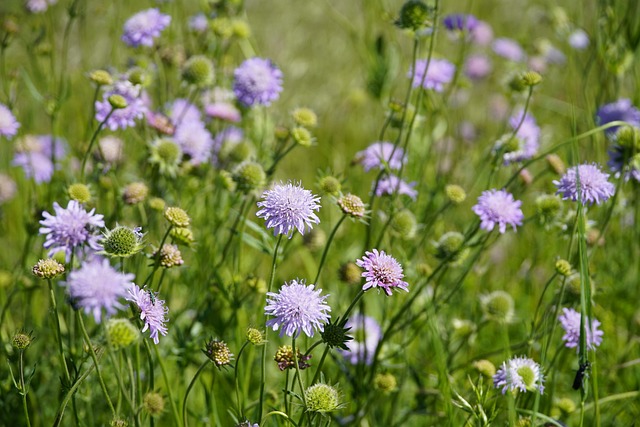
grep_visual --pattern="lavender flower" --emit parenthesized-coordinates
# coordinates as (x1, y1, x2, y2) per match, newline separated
(492, 38, 525, 62)
(173, 120, 213, 165)
(553, 163, 615, 205)
(264, 279, 331, 338)
(558, 307, 603, 351)
(493, 356, 545, 394)
(568, 29, 589, 50)
(0, 103, 20, 139)
(470, 20, 493, 46)
(375, 175, 418, 200)
(356, 249, 409, 296)
(122, 8, 171, 48)
(497, 110, 540, 164)
(169, 98, 202, 125)
(63, 258, 132, 323)
(26, 0, 57, 13)
(464, 54, 492, 80)
(443, 14, 478, 32)
(356, 141, 406, 171)
(472, 189, 524, 233)
(39, 200, 105, 260)
(126, 284, 169, 344)
(189, 13, 208, 33)
(596, 99, 640, 136)
(95, 81, 147, 131)
(408, 58, 455, 92)
(0, 173, 17, 204)
(340, 314, 382, 365)
(233, 57, 283, 107)
(12, 135, 66, 184)
(608, 145, 640, 182)
(256, 181, 321, 238)
(205, 102, 242, 123)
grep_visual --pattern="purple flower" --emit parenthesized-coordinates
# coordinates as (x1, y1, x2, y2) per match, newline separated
(122, 8, 171, 48)
(189, 13, 208, 33)
(608, 145, 640, 182)
(212, 126, 244, 164)
(374, 175, 418, 200)
(26, 0, 57, 13)
(443, 14, 478, 32)
(340, 314, 382, 365)
(492, 38, 525, 62)
(205, 102, 242, 123)
(173, 120, 213, 165)
(498, 110, 540, 164)
(95, 81, 147, 131)
(464, 54, 492, 80)
(472, 189, 524, 233)
(596, 99, 640, 136)
(357, 141, 406, 171)
(256, 181, 321, 238)
(554, 163, 615, 205)
(493, 356, 545, 394)
(169, 98, 202, 125)
(408, 58, 455, 92)
(126, 284, 169, 344)
(0, 103, 20, 139)
(233, 57, 283, 107)
(558, 307, 603, 352)
(569, 29, 589, 50)
(470, 20, 493, 46)
(63, 258, 132, 323)
(12, 135, 66, 184)
(265, 279, 331, 338)
(39, 200, 105, 260)
(0, 173, 17, 204)
(356, 249, 409, 296)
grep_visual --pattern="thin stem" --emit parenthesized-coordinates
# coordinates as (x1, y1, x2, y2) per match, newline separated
(234, 342, 249, 419)
(81, 108, 114, 180)
(183, 359, 210, 427)
(53, 364, 96, 427)
(313, 214, 347, 285)
(151, 343, 182, 427)
(19, 351, 32, 427)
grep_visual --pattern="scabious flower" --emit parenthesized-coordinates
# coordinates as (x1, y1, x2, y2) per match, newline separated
(12, 135, 66, 184)
(443, 14, 478, 32)
(375, 175, 418, 200)
(496, 110, 540, 164)
(356, 249, 409, 296)
(233, 57, 283, 107)
(493, 356, 545, 394)
(492, 38, 525, 62)
(0, 103, 20, 139)
(0, 173, 17, 204)
(408, 58, 455, 92)
(554, 163, 615, 205)
(472, 189, 524, 233)
(173, 118, 213, 165)
(256, 181, 321, 238)
(189, 13, 208, 33)
(264, 279, 331, 338)
(568, 29, 589, 50)
(558, 307, 603, 351)
(340, 314, 382, 365)
(26, 0, 58, 13)
(95, 81, 147, 131)
(205, 102, 242, 122)
(596, 99, 640, 137)
(39, 200, 105, 260)
(63, 258, 133, 323)
(464, 54, 492, 80)
(122, 8, 171, 48)
(126, 284, 168, 344)
(470, 20, 493, 46)
(356, 141, 406, 171)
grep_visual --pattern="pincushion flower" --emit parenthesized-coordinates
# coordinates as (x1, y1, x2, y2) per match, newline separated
(558, 307, 603, 351)
(233, 57, 283, 107)
(472, 189, 524, 233)
(126, 284, 169, 344)
(596, 99, 640, 137)
(39, 200, 105, 260)
(493, 356, 545, 394)
(340, 314, 382, 365)
(374, 175, 418, 200)
(356, 249, 409, 296)
(256, 181, 321, 238)
(554, 163, 615, 205)
(0, 103, 20, 139)
(356, 141, 406, 171)
(122, 8, 171, 48)
(12, 135, 66, 184)
(498, 110, 540, 165)
(264, 279, 331, 338)
(492, 38, 525, 62)
(443, 14, 478, 32)
(95, 81, 147, 131)
(63, 258, 132, 323)
(408, 58, 455, 92)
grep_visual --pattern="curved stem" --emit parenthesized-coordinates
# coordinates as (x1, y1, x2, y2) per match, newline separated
(150, 343, 182, 427)
(19, 351, 32, 427)
(313, 214, 347, 285)
(234, 342, 249, 419)
(182, 359, 210, 427)
(81, 108, 114, 180)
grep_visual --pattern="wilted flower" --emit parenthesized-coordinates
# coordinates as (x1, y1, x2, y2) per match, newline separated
(494, 356, 545, 394)
(554, 163, 615, 205)
(233, 57, 283, 107)
(472, 189, 524, 233)
(122, 8, 171, 48)
(126, 284, 169, 344)
(203, 339, 233, 367)
(408, 58, 455, 92)
(356, 141, 406, 171)
(256, 181, 321, 238)
(558, 307, 603, 351)
(33, 258, 65, 279)
(356, 249, 409, 296)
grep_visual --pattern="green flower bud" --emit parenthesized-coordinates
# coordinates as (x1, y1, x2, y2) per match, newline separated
(100, 226, 144, 258)
(246, 328, 265, 345)
(396, 0, 433, 31)
(305, 383, 341, 413)
(67, 183, 92, 204)
(128, 67, 152, 87)
(321, 319, 353, 350)
(521, 71, 542, 86)
(149, 138, 182, 177)
(473, 359, 496, 378)
(142, 392, 165, 417)
(164, 207, 190, 228)
(291, 126, 314, 147)
(555, 397, 576, 415)
(211, 17, 233, 39)
(318, 176, 341, 196)
(435, 231, 469, 266)
(106, 318, 140, 350)
(338, 193, 366, 218)
(445, 184, 466, 204)
(374, 373, 398, 394)
(12, 331, 33, 350)
(170, 227, 194, 247)
(182, 55, 215, 87)
(108, 94, 128, 110)
(148, 197, 166, 212)
(274, 126, 290, 141)
(536, 194, 562, 223)
(89, 70, 113, 86)
(339, 262, 361, 285)
(555, 259, 573, 277)
(32, 258, 65, 279)
(231, 19, 251, 38)
(0, 270, 12, 288)
(226, 141, 253, 164)
(203, 339, 233, 367)
(480, 291, 515, 323)
(218, 170, 237, 192)
(390, 209, 416, 239)
(233, 162, 266, 193)
(123, 182, 149, 205)
(291, 107, 318, 128)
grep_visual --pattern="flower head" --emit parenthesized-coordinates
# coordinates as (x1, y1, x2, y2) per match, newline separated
(63, 258, 133, 323)
(356, 141, 406, 172)
(95, 81, 147, 131)
(553, 163, 614, 205)
(340, 314, 382, 365)
(256, 181, 321, 238)
(568, 29, 589, 50)
(356, 249, 409, 296)
(596, 99, 640, 137)
(122, 8, 171, 48)
(558, 307, 603, 351)
(472, 189, 524, 233)
(443, 14, 478, 32)
(492, 38, 525, 62)
(12, 135, 66, 184)
(126, 284, 169, 344)
(408, 58, 455, 92)
(173, 118, 213, 165)
(497, 110, 540, 164)
(274, 345, 312, 371)
(264, 279, 331, 338)
(0, 103, 20, 139)
(305, 383, 341, 413)
(203, 339, 233, 367)
(374, 175, 418, 200)
(39, 200, 105, 260)
(233, 57, 283, 107)
(493, 356, 545, 394)
(26, 0, 57, 13)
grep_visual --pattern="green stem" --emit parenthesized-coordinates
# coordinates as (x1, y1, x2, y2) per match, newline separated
(313, 214, 347, 285)
(234, 342, 249, 419)
(19, 351, 32, 427)
(53, 364, 96, 427)
(81, 108, 114, 180)
(183, 359, 210, 427)
(151, 343, 182, 427)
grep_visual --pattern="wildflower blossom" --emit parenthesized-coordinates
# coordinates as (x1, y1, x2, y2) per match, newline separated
(95, 81, 147, 131)
(205, 102, 241, 122)
(122, 8, 171, 48)
(340, 314, 382, 365)
(568, 29, 589, 50)
(472, 189, 524, 233)
(558, 307, 603, 351)
(470, 20, 493, 45)
(173, 119, 213, 165)
(26, 0, 57, 13)
(443, 14, 478, 32)
(408, 58, 455, 92)
(492, 38, 525, 62)
(169, 98, 202, 125)
(464, 54, 492, 80)
(39, 200, 105, 260)
(189, 13, 208, 33)
(494, 356, 545, 394)
(256, 181, 321, 238)
(596, 99, 640, 136)
(356, 141, 406, 171)
(63, 258, 132, 323)
(374, 175, 418, 200)
(356, 249, 409, 296)
(0, 103, 20, 138)
(212, 126, 244, 164)
(126, 284, 168, 344)
(233, 57, 283, 107)
(264, 279, 331, 338)
(554, 163, 614, 205)
(497, 110, 540, 164)
(0, 173, 17, 204)
(12, 135, 66, 184)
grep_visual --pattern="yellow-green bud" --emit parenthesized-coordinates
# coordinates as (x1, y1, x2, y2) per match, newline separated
(182, 55, 215, 87)
(128, 67, 151, 87)
(318, 176, 341, 196)
(615, 126, 640, 152)
(555, 259, 573, 277)
(89, 70, 113, 86)
(100, 226, 144, 258)
(233, 162, 265, 193)
(33, 258, 65, 279)
(304, 383, 340, 413)
(142, 392, 165, 417)
(521, 71, 542, 86)
(170, 227, 195, 246)
(68, 183, 92, 204)
(231, 19, 251, 38)
(338, 193, 366, 218)
(148, 197, 166, 212)
(110, 418, 129, 427)
(445, 184, 466, 204)
(291, 126, 314, 147)
(473, 359, 496, 378)
(156, 139, 182, 164)
(481, 291, 515, 323)
(435, 231, 468, 266)
(339, 262, 361, 285)
(108, 94, 128, 110)
(203, 339, 233, 367)
(12, 331, 33, 350)
(164, 207, 190, 227)
(123, 182, 149, 205)
(536, 194, 562, 222)
(555, 397, 576, 415)
(374, 373, 398, 394)
(218, 170, 237, 192)
(291, 107, 318, 128)
(274, 126, 290, 141)
(390, 209, 416, 239)
(211, 17, 233, 39)
(226, 141, 253, 164)
(106, 318, 140, 350)
(246, 328, 265, 345)
(157, 244, 184, 268)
